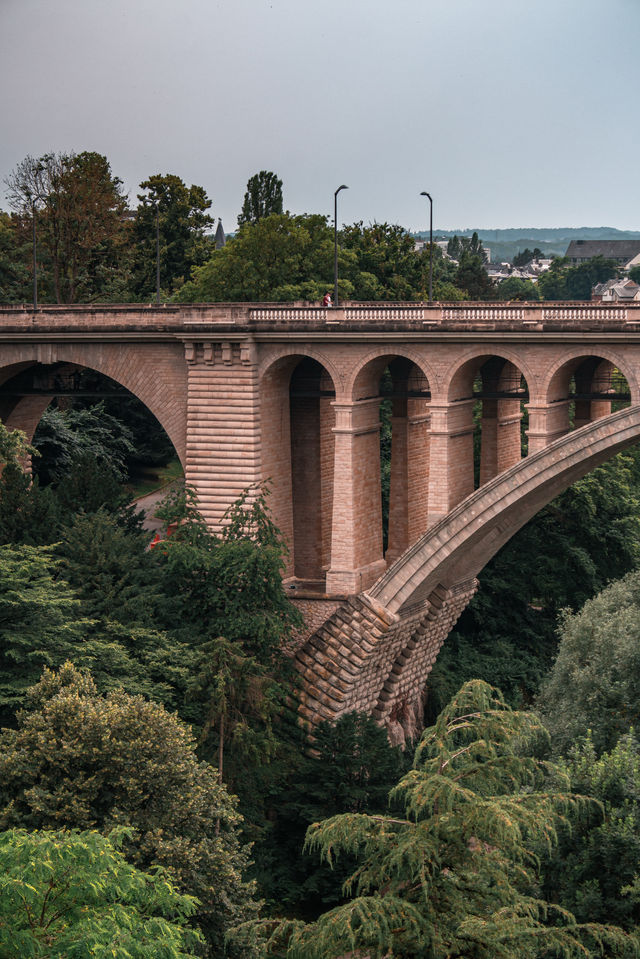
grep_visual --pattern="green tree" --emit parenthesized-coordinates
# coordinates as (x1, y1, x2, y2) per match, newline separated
(496, 276, 541, 301)
(32, 402, 135, 485)
(177, 212, 338, 303)
(132, 173, 213, 298)
(234, 681, 634, 959)
(0, 418, 36, 467)
(56, 508, 160, 624)
(0, 537, 183, 723)
(0, 827, 201, 958)
(5, 151, 129, 303)
(447, 234, 462, 259)
(0, 545, 90, 723)
(538, 255, 618, 300)
(455, 249, 494, 299)
(155, 486, 302, 786)
(254, 711, 407, 916)
(0, 663, 259, 957)
(512, 247, 542, 267)
(0, 419, 61, 545)
(0, 209, 30, 303)
(542, 733, 640, 932)
(188, 634, 284, 793)
(51, 453, 144, 532)
(238, 170, 284, 227)
(158, 484, 302, 661)
(565, 255, 618, 299)
(628, 264, 640, 284)
(341, 222, 423, 300)
(538, 568, 640, 755)
(0, 463, 61, 546)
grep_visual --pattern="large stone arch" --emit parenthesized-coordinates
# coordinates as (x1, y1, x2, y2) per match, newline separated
(259, 352, 338, 583)
(296, 405, 640, 737)
(0, 343, 187, 465)
(371, 403, 640, 612)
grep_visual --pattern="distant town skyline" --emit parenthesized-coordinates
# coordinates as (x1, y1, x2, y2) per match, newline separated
(2, 0, 639, 233)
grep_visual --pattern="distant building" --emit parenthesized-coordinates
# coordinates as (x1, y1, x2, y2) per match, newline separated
(565, 239, 640, 269)
(214, 219, 226, 249)
(592, 277, 640, 302)
(487, 257, 551, 284)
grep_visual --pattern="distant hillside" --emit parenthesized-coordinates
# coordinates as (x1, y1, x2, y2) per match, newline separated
(414, 227, 640, 264)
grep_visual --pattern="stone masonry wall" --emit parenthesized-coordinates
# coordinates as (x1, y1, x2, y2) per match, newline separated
(294, 579, 478, 739)
(184, 339, 262, 529)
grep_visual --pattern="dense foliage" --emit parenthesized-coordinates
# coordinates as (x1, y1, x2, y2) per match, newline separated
(0, 827, 202, 958)
(0, 663, 259, 957)
(538, 568, 640, 754)
(235, 681, 635, 959)
(543, 733, 640, 932)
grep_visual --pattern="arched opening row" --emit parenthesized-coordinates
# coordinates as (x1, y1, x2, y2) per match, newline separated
(266, 353, 631, 594)
(0, 353, 631, 598)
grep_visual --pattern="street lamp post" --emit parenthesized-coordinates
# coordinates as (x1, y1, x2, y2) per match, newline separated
(420, 191, 433, 304)
(153, 199, 160, 305)
(334, 184, 348, 307)
(32, 200, 38, 311)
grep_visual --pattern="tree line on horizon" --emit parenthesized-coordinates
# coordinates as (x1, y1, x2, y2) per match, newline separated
(0, 149, 627, 306)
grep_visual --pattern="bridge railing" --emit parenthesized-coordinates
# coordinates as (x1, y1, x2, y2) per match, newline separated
(0, 301, 639, 332)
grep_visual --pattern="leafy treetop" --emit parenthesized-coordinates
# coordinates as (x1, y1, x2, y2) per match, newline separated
(233, 680, 635, 959)
(238, 170, 284, 227)
(0, 826, 202, 958)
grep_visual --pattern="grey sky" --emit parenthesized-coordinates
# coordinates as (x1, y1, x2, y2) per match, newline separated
(1, 0, 638, 232)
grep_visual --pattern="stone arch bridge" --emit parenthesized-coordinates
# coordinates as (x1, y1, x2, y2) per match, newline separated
(2, 301, 640, 736)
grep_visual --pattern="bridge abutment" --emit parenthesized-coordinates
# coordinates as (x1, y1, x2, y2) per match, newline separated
(184, 338, 262, 528)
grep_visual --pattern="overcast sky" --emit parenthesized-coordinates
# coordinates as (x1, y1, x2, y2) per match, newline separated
(1, 0, 638, 233)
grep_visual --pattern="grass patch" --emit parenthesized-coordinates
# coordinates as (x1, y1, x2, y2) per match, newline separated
(126, 458, 184, 499)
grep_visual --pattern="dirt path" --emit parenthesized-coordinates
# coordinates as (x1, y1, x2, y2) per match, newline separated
(133, 482, 179, 533)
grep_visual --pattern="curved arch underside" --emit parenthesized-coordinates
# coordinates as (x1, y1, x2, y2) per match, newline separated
(370, 403, 640, 613)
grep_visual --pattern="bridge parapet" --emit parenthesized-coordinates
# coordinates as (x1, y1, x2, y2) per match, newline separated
(0, 301, 639, 333)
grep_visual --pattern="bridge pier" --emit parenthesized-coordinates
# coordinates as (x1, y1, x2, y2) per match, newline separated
(386, 399, 430, 564)
(184, 339, 263, 529)
(426, 399, 475, 526)
(325, 399, 386, 594)
(295, 578, 478, 744)
(526, 401, 572, 453)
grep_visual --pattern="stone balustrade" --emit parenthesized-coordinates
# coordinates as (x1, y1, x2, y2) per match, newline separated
(0, 301, 638, 333)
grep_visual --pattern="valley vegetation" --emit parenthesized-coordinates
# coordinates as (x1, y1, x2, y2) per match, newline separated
(2, 153, 640, 955)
